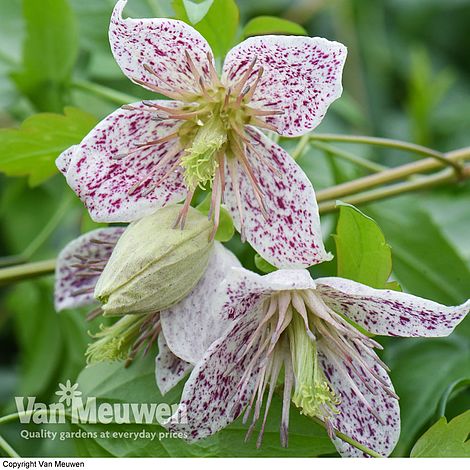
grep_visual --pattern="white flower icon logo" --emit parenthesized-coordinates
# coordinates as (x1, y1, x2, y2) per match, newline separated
(55, 380, 82, 407)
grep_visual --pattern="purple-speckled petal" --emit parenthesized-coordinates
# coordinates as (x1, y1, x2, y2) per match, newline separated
(62, 101, 187, 223)
(224, 128, 332, 268)
(155, 333, 192, 396)
(54, 228, 125, 311)
(160, 242, 241, 365)
(222, 36, 346, 137)
(110, 0, 213, 95)
(316, 277, 470, 337)
(57, 145, 77, 175)
(166, 304, 262, 441)
(318, 339, 400, 457)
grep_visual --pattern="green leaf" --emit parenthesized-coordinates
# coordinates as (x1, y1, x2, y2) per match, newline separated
(254, 253, 277, 273)
(172, 0, 239, 58)
(368, 198, 470, 305)
(73, 351, 336, 456)
(243, 16, 306, 38)
(73, 353, 217, 457)
(333, 202, 392, 288)
(196, 193, 235, 242)
(365, 197, 470, 456)
(5, 279, 90, 404)
(384, 337, 470, 456)
(12, 0, 79, 111)
(0, 107, 98, 186)
(410, 410, 470, 457)
(182, 0, 214, 24)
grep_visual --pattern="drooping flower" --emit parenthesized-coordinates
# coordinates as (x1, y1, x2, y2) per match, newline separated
(57, 0, 347, 268)
(54, 222, 240, 393)
(165, 268, 470, 457)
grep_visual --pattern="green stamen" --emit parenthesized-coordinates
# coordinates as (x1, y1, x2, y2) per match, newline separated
(86, 314, 146, 364)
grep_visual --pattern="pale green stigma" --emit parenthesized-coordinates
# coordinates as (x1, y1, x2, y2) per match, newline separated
(180, 116, 227, 190)
(288, 309, 340, 420)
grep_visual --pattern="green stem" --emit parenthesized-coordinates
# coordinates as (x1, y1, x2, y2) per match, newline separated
(310, 416, 382, 458)
(310, 132, 449, 161)
(72, 79, 139, 106)
(291, 134, 311, 160)
(0, 410, 71, 426)
(0, 197, 72, 267)
(0, 50, 16, 67)
(316, 147, 470, 203)
(0, 259, 56, 285)
(318, 165, 470, 214)
(0, 433, 19, 458)
(312, 141, 387, 173)
(310, 133, 463, 175)
(436, 379, 470, 418)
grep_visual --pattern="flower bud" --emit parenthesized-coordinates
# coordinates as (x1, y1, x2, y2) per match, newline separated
(94, 204, 213, 316)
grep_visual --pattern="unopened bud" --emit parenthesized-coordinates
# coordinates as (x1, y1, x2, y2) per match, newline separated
(94, 204, 213, 316)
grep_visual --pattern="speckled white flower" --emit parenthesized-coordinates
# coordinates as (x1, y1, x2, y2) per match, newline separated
(165, 268, 470, 457)
(58, 0, 347, 268)
(54, 227, 240, 394)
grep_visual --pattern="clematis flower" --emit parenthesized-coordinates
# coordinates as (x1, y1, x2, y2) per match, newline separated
(166, 268, 470, 457)
(57, 0, 347, 268)
(54, 227, 240, 394)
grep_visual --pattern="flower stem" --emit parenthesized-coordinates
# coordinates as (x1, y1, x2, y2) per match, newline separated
(291, 134, 311, 160)
(310, 133, 454, 166)
(0, 197, 71, 267)
(0, 433, 19, 458)
(318, 165, 470, 214)
(312, 141, 388, 173)
(316, 147, 470, 203)
(0, 410, 70, 426)
(0, 259, 56, 285)
(72, 79, 139, 106)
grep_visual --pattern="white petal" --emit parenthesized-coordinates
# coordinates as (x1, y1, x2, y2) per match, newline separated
(110, 0, 214, 95)
(56, 145, 77, 175)
(318, 340, 400, 457)
(155, 333, 192, 396)
(316, 277, 470, 337)
(160, 242, 241, 364)
(64, 101, 186, 223)
(165, 304, 262, 441)
(222, 36, 346, 136)
(224, 128, 331, 268)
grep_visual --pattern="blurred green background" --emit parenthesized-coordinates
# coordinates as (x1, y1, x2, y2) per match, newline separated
(0, 0, 469, 458)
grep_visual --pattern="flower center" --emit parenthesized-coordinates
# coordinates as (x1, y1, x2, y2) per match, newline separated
(123, 53, 282, 233)
(235, 288, 395, 447)
(179, 114, 227, 190)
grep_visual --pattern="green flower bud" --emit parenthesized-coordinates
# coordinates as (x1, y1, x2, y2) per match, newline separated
(94, 204, 213, 316)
